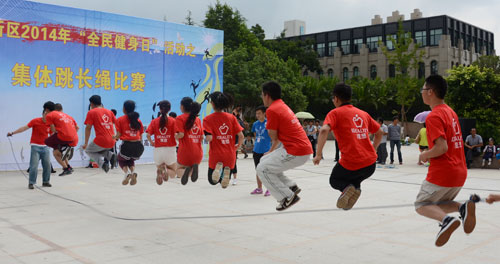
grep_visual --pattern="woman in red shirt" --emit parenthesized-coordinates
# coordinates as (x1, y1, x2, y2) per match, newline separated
(175, 97, 202, 185)
(146, 100, 177, 185)
(114, 100, 144, 186)
(203, 92, 243, 188)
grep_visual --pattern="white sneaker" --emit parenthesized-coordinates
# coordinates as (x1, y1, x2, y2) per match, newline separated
(488, 160, 492, 166)
(232, 179, 237, 185)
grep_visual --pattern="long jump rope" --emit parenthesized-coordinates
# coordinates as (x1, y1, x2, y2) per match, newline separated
(6, 137, 495, 222)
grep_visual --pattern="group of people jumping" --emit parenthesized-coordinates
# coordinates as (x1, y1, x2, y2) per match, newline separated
(7, 75, 500, 247)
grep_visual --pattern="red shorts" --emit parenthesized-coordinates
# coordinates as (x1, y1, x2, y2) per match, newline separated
(45, 133, 72, 151)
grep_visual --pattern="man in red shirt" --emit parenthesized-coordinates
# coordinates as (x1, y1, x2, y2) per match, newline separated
(313, 83, 383, 210)
(257, 81, 313, 211)
(82, 95, 117, 173)
(415, 75, 474, 247)
(44, 102, 79, 176)
(7, 103, 53, 189)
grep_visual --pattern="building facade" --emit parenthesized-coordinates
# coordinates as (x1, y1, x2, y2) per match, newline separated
(284, 10, 495, 81)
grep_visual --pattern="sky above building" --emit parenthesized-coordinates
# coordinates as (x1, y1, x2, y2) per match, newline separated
(31, 0, 499, 51)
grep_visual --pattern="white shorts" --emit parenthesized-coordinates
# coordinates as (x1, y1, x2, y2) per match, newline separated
(154, 147, 177, 166)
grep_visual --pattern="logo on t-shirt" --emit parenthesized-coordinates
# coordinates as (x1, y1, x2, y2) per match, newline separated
(452, 118, 460, 135)
(159, 127, 168, 135)
(451, 118, 463, 149)
(353, 114, 364, 128)
(191, 124, 200, 135)
(102, 114, 109, 123)
(219, 123, 229, 135)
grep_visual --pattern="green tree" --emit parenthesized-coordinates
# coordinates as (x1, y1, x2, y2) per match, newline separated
(203, 1, 259, 50)
(265, 38, 322, 73)
(381, 20, 425, 129)
(184, 10, 195, 26)
(472, 55, 500, 74)
(446, 65, 500, 140)
(348, 77, 391, 117)
(250, 24, 265, 43)
(299, 76, 339, 119)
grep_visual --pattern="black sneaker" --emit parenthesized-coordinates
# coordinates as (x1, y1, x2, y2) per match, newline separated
(67, 165, 74, 172)
(110, 153, 117, 170)
(191, 164, 199, 182)
(435, 216, 460, 247)
(459, 201, 476, 234)
(102, 161, 110, 173)
(290, 185, 301, 195)
(51, 165, 56, 173)
(276, 194, 301, 211)
(181, 166, 192, 185)
(28, 184, 34, 189)
(42, 182, 52, 187)
(59, 168, 72, 176)
(27, 168, 30, 173)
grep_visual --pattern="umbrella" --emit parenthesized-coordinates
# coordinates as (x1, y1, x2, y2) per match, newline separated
(295, 112, 315, 119)
(414, 111, 431, 123)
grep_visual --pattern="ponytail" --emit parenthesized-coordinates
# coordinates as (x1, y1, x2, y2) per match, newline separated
(123, 100, 141, 130)
(158, 100, 171, 129)
(181, 97, 201, 130)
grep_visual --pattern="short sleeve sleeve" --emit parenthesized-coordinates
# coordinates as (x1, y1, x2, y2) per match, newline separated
(478, 135, 483, 144)
(426, 114, 446, 144)
(45, 113, 54, 126)
(139, 120, 144, 134)
(323, 110, 336, 130)
(265, 109, 278, 131)
(84, 111, 93, 126)
(27, 119, 35, 128)
(175, 117, 184, 133)
(202, 117, 212, 134)
(146, 119, 155, 135)
(367, 116, 381, 134)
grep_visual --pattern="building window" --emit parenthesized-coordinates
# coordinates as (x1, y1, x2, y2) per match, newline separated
(343, 67, 349, 81)
(317, 43, 325, 57)
(353, 67, 359, 77)
(370, 65, 377, 80)
(386, 34, 397, 50)
(327, 69, 334, 78)
(430, 29, 442, 46)
(418, 62, 425, 79)
(431, 60, 438, 75)
(353, 38, 363, 54)
(451, 62, 454, 68)
(388, 64, 395, 78)
(341, 40, 350, 54)
(367, 36, 382, 52)
(328, 41, 337, 56)
(415, 31, 427, 47)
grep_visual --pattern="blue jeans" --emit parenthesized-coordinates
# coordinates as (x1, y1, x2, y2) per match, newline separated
(389, 140, 403, 163)
(29, 145, 51, 184)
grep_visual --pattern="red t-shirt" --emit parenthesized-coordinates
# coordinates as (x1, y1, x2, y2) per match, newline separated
(425, 104, 467, 187)
(324, 105, 380, 171)
(266, 99, 312, 156)
(176, 113, 203, 166)
(27, 118, 50, 145)
(116, 115, 144, 141)
(146, 116, 176, 147)
(45, 111, 78, 143)
(84, 107, 116, 149)
(203, 112, 243, 169)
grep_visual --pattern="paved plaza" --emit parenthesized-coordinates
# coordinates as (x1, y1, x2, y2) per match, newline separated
(1, 141, 500, 264)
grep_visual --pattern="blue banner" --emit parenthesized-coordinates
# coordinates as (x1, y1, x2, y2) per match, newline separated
(0, 0, 223, 170)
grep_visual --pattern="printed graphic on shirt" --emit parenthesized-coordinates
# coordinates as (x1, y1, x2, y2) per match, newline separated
(351, 114, 368, 140)
(217, 123, 232, 144)
(451, 118, 463, 149)
(189, 124, 201, 143)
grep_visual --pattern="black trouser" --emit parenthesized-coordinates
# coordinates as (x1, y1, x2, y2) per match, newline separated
(253, 152, 264, 168)
(308, 136, 317, 157)
(330, 163, 376, 191)
(466, 148, 481, 166)
(377, 143, 388, 164)
(334, 139, 340, 161)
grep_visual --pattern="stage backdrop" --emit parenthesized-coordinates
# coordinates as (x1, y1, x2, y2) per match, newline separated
(0, 0, 223, 170)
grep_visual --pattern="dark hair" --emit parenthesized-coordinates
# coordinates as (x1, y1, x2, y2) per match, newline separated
(157, 100, 171, 129)
(332, 83, 352, 102)
(393, 116, 399, 121)
(169, 112, 177, 118)
(209, 91, 233, 111)
(262, 81, 282, 100)
(255, 105, 267, 113)
(43, 101, 55, 112)
(111, 109, 117, 116)
(89, 95, 102, 106)
(181, 97, 201, 130)
(377, 117, 384, 123)
(54, 103, 63, 111)
(123, 100, 141, 130)
(425, 75, 448, 99)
